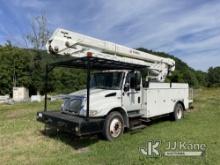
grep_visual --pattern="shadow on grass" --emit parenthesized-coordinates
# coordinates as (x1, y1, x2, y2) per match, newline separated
(39, 115, 173, 148)
(40, 128, 100, 150)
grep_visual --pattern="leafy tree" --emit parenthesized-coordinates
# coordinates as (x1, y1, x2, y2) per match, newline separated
(195, 71, 207, 87)
(0, 45, 32, 95)
(26, 15, 50, 50)
(207, 67, 220, 87)
(25, 15, 51, 94)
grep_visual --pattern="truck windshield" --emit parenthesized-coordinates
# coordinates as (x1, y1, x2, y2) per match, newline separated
(91, 72, 124, 90)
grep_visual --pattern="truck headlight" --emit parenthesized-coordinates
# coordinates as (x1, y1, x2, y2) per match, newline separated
(75, 126, 79, 132)
(38, 113, 42, 118)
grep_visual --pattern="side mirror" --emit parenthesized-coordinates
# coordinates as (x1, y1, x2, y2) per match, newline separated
(124, 83, 130, 92)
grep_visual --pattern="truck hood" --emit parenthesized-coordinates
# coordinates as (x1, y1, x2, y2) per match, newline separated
(68, 88, 119, 99)
(61, 88, 121, 117)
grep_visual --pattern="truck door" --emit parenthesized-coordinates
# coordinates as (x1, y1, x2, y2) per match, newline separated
(122, 71, 142, 112)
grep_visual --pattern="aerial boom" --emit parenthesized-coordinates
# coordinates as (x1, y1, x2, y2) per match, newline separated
(46, 28, 175, 82)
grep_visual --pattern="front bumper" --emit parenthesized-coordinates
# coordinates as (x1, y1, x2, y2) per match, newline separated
(37, 111, 104, 136)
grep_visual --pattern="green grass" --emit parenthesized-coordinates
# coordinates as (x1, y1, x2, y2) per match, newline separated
(0, 88, 220, 165)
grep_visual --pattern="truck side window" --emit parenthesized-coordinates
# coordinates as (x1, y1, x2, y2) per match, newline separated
(135, 72, 141, 86)
(126, 71, 141, 90)
(134, 72, 141, 91)
(125, 72, 133, 89)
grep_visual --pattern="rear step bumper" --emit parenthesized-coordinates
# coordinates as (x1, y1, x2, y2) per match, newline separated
(37, 111, 104, 136)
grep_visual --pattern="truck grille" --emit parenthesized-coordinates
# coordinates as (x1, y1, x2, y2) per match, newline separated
(63, 98, 83, 114)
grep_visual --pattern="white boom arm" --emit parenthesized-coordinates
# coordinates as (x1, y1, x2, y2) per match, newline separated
(46, 28, 175, 82)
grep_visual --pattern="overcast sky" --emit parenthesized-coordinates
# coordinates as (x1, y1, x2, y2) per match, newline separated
(0, 0, 219, 71)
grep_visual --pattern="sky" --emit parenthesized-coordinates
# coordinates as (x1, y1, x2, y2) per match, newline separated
(0, 0, 219, 71)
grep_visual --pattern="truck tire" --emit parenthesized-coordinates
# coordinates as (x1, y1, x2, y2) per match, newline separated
(103, 111, 124, 141)
(172, 103, 184, 121)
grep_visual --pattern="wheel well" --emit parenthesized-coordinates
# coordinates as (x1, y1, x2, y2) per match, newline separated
(176, 101, 185, 111)
(107, 107, 129, 128)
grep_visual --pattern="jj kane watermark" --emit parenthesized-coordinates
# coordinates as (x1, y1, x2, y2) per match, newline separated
(139, 140, 206, 157)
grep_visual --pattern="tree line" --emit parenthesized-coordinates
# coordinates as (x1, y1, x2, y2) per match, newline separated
(0, 44, 86, 95)
(0, 45, 219, 96)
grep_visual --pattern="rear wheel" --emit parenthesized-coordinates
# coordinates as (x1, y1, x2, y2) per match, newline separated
(172, 103, 184, 121)
(103, 112, 124, 141)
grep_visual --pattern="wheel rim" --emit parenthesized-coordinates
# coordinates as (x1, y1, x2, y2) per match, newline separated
(109, 118, 122, 138)
(176, 106, 183, 119)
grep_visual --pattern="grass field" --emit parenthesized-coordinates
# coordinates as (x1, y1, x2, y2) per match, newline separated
(0, 88, 220, 165)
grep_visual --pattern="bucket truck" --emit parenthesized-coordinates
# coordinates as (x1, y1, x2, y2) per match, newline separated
(37, 28, 193, 141)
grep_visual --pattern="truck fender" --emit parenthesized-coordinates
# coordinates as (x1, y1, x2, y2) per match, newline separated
(106, 107, 129, 128)
(174, 101, 185, 111)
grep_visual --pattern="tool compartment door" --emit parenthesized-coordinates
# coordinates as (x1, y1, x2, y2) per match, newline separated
(143, 83, 189, 118)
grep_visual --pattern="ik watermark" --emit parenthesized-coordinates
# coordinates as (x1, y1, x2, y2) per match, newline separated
(139, 140, 206, 157)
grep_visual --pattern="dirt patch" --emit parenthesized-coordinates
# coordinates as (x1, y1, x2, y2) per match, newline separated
(75, 147, 89, 153)
(5, 109, 30, 119)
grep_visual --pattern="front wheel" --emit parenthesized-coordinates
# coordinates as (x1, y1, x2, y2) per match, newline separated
(171, 103, 184, 121)
(102, 111, 124, 141)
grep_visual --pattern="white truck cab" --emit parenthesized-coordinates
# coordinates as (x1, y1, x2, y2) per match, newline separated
(37, 28, 192, 141)
(62, 70, 142, 117)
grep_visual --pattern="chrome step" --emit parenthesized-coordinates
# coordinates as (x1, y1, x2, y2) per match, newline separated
(128, 113, 144, 118)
